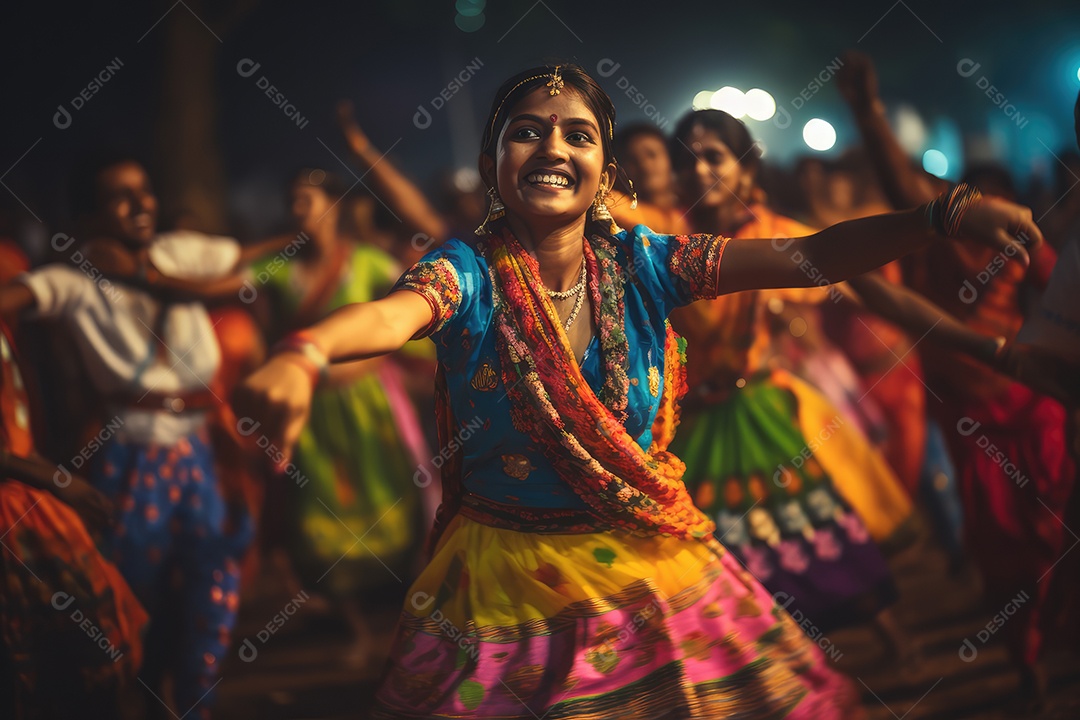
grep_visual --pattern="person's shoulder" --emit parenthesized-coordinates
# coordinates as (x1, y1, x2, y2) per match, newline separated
(612, 224, 687, 259)
(422, 236, 488, 272)
(151, 229, 241, 279)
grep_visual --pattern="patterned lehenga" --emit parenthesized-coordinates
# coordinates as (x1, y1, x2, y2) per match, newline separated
(369, 225, 862, 719)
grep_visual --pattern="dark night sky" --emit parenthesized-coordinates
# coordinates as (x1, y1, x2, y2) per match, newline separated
(2, 0, 1078, 235)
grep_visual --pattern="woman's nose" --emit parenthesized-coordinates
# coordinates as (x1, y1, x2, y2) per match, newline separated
(538, 130, 570, 160)
(695, 157, 713, 180)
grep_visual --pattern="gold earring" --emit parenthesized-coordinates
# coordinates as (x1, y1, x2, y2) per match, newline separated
(590, 188, 623, 235)
(475, 187, 506, 236)
(590, 188, 612, 224)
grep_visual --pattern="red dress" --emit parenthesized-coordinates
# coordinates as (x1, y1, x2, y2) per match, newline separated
(908, 237, 1072, 664)
(0, 319, 147, 718)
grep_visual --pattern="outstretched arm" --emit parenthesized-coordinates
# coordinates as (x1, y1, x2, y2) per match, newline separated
(233, 289, 432, 461)
(81, 238, 253, 306)
(837, 50, 938, 207)
(847, 272, 1080, 402)
(717, 197, 1039, 295)
(846, 272, 1000, 362)
(339, 101, 449, 244)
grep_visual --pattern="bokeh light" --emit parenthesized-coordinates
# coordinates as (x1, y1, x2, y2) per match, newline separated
(743, 89, 776, 121)
(802, 118, 836, 151)
(692, 90, 715, 110)
(455, 0, 485, 30)
(922, 149, 949, 177)
(709, 87, 746, 118)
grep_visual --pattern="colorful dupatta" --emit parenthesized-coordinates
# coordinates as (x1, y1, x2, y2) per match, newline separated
(426, 227, 716, 553)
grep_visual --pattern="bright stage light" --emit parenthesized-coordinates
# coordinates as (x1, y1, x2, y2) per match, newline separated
(692, 91, 714, 110)
(710, 87, 745, 118)
(802, 119, 836, 151)
(743, 89, 776, 121)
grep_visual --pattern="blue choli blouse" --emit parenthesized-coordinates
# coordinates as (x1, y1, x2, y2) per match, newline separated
(392, 226, 724, 509)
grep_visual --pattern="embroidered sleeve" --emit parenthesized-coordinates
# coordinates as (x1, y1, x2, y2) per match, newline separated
(667, 233, 729, 303)
(392, 256, 463, 338)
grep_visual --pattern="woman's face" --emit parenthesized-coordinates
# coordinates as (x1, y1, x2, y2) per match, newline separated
(622, 133, 673, 200)
(291, 183, 335, 236)
(676, 126, 754, 209)
(483, 87, 612, 228)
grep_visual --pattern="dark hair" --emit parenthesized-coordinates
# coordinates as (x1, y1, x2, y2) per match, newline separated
(292, 167, 349, 200)
(613, 123, 667, 160)
(480, 63, 617, 171)
(669, 109, 761, 178)
(67, 151, 149, 220)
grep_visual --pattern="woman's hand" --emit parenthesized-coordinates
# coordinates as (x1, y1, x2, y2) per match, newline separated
(956, 197, 1042, 268)
(837, 50, 880, 112)
(232, 355, 315, 467)
(338, 100, 372, 158)
(54, 475, 114, 533)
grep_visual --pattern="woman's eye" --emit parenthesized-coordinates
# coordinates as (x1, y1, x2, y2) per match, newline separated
(513, 126, 540, 139)
(567, 131, 592, 143)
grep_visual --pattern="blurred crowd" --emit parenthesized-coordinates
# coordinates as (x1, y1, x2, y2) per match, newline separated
(0, 50, 1078, 719)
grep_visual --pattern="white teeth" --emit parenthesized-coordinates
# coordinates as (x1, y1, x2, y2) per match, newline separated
(527, 173, 570, 187)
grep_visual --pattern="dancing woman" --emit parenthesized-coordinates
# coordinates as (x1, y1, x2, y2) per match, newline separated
(236, 64, 1040, 719)
(659, 110, 915, 653)
(251, 167, 430, 666)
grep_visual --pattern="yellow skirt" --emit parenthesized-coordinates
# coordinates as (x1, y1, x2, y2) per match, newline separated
(371, 514, 863, 719)
(775, 369, 914, 544)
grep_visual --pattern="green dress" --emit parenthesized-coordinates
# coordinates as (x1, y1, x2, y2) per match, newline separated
(255, 244, 425, 599)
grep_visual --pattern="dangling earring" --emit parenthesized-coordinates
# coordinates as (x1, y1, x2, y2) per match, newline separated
(590, 188, 612, 224)
(475, 187, 506, 236)
(590, 187, 622, 235)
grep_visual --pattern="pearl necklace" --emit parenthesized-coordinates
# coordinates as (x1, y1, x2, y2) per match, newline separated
(546, 261, 587, 331)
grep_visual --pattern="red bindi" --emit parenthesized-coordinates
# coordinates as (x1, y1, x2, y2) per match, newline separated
(550, 114, 558, 123)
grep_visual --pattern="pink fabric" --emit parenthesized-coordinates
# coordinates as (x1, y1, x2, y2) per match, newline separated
(372, 548, 860, 718)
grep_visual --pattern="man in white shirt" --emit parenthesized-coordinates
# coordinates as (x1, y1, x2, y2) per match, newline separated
(0, 155, 251, 718)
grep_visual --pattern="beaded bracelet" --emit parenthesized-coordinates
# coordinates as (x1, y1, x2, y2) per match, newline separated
(272, 330, 329, 386)
(924, 183, 983, 238)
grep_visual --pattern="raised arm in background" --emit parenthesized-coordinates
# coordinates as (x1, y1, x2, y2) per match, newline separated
(837, 50, 939, 208)
(338, 100, 449, 244)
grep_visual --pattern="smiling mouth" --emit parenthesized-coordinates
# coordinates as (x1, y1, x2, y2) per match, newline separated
(525, 172, 574, 189)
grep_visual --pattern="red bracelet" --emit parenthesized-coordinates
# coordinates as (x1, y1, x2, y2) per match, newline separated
(272, 331, 329, 385)
(276, 351, 320, 387)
